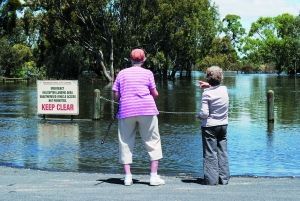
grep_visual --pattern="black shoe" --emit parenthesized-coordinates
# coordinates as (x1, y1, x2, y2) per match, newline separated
(196, 178, 207, 185)
(197, 178, 219, 185)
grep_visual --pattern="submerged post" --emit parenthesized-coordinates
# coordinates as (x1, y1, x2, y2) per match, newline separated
(93, 89, 101, 120)
(267, 90, 274, 122)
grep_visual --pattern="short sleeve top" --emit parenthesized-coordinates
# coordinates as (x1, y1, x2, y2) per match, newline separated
(112, 66, 159, 119)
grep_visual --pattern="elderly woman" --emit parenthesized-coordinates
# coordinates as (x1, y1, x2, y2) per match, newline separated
(112, 48, 165, 186)
(198, 66, 230, 185)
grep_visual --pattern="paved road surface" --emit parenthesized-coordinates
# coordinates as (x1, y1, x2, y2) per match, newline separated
(1, 166, 299, 201)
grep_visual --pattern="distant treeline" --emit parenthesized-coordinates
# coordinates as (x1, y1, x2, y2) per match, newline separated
(0, 0, 299, 81)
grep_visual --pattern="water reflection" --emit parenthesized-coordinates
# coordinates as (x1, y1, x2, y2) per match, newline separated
(0, 74, 300, 177)
(37, 121, 79, 171)
(267, 122, 274, 134)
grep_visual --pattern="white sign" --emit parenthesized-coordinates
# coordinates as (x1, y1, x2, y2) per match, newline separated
(37, 80, 79, 115)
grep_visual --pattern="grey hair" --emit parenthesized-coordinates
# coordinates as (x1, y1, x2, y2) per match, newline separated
(206, 66, 223, 86)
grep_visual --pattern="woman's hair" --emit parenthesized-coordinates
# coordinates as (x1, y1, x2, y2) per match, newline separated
(206, 66, 223, 86)
(130, 48, 146, 66)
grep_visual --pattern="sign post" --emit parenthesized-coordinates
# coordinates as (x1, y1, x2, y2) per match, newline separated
(37, 80, 79, 116)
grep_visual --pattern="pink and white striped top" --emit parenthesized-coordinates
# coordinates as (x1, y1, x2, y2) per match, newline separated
(112, 66, 159, 119)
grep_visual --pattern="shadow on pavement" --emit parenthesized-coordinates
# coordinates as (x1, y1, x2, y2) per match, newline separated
(181, 178, 206, 185)
(95, 178, 149, 186)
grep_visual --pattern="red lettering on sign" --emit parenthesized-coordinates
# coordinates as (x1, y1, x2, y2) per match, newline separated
(57, 104, 74, 111)
(42, 104, 55, 110)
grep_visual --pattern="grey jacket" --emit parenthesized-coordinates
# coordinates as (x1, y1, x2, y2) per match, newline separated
(199, 85, 229, 127)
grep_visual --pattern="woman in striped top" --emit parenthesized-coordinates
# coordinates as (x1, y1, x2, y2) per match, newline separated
(112, 49, 165, 186)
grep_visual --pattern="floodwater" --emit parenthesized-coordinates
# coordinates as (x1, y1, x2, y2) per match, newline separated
(0, 72, 299, 177)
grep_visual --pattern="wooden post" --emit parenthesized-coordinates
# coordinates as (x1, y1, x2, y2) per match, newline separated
(93, 89, 101, 120)
(267, 122, 274, 133)
(267, 90, 274, 122)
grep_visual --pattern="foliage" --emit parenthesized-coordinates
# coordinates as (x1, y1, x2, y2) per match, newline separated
(22, 0, 218, 80)
(0, 37, 13, 75)
(0, 0, 22, 35)
(0, 0, 41, 78)
(244, 13, 300, 74)
(1, 1, 300, 79)
(0, 38, 32, 77)
(45, 44, 88, 79)
(197, 37, 238, 71)
(147, 0, 219, 78)
(24, 0, 115, 80)
(15, 60, 46, 79)
(222, 14, 245, 52)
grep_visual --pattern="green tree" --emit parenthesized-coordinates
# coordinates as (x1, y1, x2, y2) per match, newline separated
(24, 0, 219, 81)
(198, 37, 238, 70)
(222, 14, 245, 53)
(26, 0, 118, 81)
(0, 1, 41, 77)
(0, 38, 34, 77)
(147, 0, 218, 79)
(0, 0, 22, 35)
(244, 13, 300, 74)
(46, 44, 88, 79)
(0, 37, 14, 76)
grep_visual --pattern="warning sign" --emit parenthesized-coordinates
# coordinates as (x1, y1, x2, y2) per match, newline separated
(37, 80, 79, 115)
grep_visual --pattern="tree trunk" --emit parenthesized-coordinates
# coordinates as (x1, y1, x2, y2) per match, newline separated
(162, 69, 168, 79)
(186, 62, 192, 78)
(97, 50, 113, 82)
(109, 38, 114, 81)
(169, 65, 178, 80)
(4, 68, 11, 77)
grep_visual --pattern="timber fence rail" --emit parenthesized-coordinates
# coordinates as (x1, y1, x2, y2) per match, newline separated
(98, 95, 198, 115)
(1, 77, 30, 84)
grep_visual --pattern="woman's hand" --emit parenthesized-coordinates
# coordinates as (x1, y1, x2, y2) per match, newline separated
(150, 88, 159, 99)
(199, 81, 210, 89)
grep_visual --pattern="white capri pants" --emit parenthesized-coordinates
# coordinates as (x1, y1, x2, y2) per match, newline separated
(118, 115, 163, 164)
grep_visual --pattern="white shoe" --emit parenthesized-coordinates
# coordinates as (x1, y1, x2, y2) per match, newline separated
(124, 175, 133, 186)
(150, 175, 165, 186)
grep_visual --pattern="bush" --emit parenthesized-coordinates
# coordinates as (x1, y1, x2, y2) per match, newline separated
(15, 61, 46, 79)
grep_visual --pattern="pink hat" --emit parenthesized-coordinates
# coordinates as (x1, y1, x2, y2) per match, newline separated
(130, 49, 146, 62)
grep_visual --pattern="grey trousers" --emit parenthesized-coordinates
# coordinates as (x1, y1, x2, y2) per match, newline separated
(201, 125, 230, 185)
